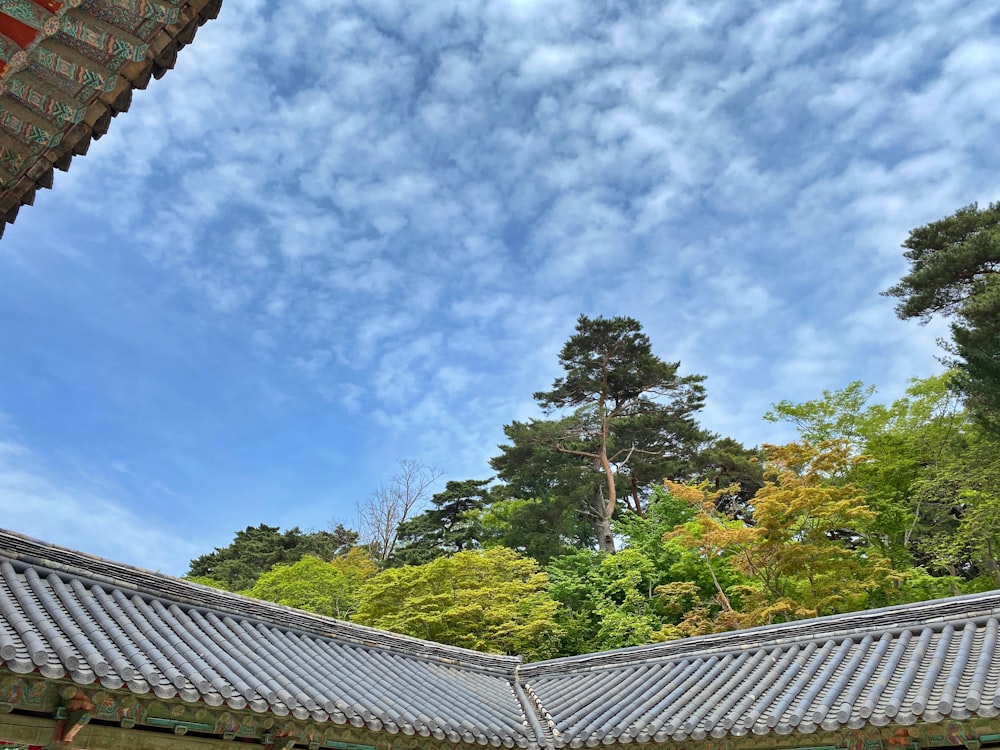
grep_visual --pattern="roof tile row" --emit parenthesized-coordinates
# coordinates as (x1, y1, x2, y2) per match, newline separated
(1, 529, 1000, 749)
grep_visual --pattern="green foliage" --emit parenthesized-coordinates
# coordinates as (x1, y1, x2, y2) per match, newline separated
(489, 416, 603, 557)
(910, 427, 1000, 583)
(689, 437, 764, 521)
(249, 549, 376, 619)
(765, 374, 982, 582)
(352, 548, 563, 660)
(182, 302, 1000, 659)
(390, 479, 491, 567)
(476, 494, 591, 564)
(666, 442, 902, 629)
(497, 314, 709, 552)
(545, 548, 665, 652)
(544, 488, 736, 653)
(765, 381, 878, 445)
(886, 201, 1000, 430)
(187, 524, 358, 592)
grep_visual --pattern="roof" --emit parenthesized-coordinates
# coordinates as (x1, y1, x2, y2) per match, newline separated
(521, 596, 1000, 746)
(0, 529, 534, 748)
(1, 527, 1000, 750)
(0, 0, 224, 237)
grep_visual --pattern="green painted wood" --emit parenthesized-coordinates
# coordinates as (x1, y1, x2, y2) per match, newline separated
(107, 0, 181, 25)
(34, 39, 118, 93)
(0, 99, 61, 146)
(0, 32, 21, 64)
(61, 9, 149, 62)
(6, 71, 87, 124)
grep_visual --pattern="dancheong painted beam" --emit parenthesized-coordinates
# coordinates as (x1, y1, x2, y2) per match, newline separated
(0, 0, 223, 237)
(0, 528, 1000, 750)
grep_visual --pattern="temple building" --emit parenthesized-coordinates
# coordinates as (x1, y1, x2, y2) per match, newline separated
(0, 528, 998, 750)
(0, 0, 222, 236)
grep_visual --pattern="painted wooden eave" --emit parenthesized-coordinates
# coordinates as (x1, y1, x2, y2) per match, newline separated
(0, 0, 224, 237)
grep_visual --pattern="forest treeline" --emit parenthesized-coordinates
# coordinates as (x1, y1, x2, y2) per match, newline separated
(187, 202, 1000, 661)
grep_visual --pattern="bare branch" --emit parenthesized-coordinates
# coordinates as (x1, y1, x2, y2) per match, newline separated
(553, 445, 600, 460)
(357, 460, 443, 563)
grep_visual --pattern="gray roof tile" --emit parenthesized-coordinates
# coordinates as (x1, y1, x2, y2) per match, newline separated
(2, 528, 1000, 748)
(519, 608, 1000, 746)
(0, 529, 534, 747)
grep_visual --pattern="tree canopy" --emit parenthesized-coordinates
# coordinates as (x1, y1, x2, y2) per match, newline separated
(183, 295, 1000, 661)
(390, 478, 491, 566)
(248, 548, 377, 619)
(352, 547, 563, 660)
(187, 524, 358, 592)
(497, 314, 708, 552)
(886, 201, 1000, 430)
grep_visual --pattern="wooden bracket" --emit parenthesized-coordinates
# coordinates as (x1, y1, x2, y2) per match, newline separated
(53, 707, 92, 745)
(52, 689, 95, 745)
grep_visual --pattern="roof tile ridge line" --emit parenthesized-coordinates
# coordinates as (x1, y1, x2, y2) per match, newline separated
(514, 663, 554, 750)
(517, 590, 1000, 676)
(15, 553, 518, 674)
(521, 677, 560, 739)
(0, 529, 519, 672)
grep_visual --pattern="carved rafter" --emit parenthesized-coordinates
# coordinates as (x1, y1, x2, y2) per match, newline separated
(0, 0, 223, 232)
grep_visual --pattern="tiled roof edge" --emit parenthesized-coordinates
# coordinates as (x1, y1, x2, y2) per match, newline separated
(0, 527, 521, 674)
(519, 589, 1000, 677)
(0, 0, 226, 237)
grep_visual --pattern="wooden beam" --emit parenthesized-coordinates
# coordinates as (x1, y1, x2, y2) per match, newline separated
(106, 0, 181, 25)
(60, 9, 149, 63)
(0, 713, 250, 750)
(34, 39, 119, 94)
(53, 688, 95, 745)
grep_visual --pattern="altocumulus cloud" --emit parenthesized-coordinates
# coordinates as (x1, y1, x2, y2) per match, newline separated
(2, 0, 998, 545)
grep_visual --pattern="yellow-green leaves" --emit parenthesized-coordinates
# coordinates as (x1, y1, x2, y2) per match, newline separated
(665, 441, 900, 631)
(249, 550, 376, 619)
(353, 548, 562, 660)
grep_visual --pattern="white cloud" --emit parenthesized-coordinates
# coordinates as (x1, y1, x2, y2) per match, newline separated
(3, 0, 995, 538)
(0, 439, 200, 574)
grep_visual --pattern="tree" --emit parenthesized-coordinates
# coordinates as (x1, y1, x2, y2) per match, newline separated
(352, 547, 563, 660)
(389, 479, 491, 566)
(764, 381, 879, 445)
(248, 549, 377, 619)
(502, 315, 708, 553)
(476, 492, 593, 564)
(763, 375, 973, 575)
(908, 426, 1000, 586)
(186, 524, 358, 592)
(666, 442, 900, 628)
(357, 459, 442, 564)
(689, 437, 764, 522)
(490, 418, 601, 559)
(885, 201, 1000, 430)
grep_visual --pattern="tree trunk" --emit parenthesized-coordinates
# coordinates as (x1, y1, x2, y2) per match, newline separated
(599, 446, 617, 518)
(595, 513, 615, 554)
(592, 484, 616, 553)
(630, 475, 645, 516)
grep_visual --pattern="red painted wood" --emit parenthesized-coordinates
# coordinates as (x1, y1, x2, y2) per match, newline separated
(32, 0, 62, 13)
(0, 13, 38, 49)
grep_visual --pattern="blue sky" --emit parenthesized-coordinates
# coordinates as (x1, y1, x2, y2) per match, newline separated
(1, 0, 997, 574)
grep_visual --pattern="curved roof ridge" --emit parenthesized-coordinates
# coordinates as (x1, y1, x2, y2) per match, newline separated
(0, 527, 520, 673)
(519, 589, 1000, 676)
